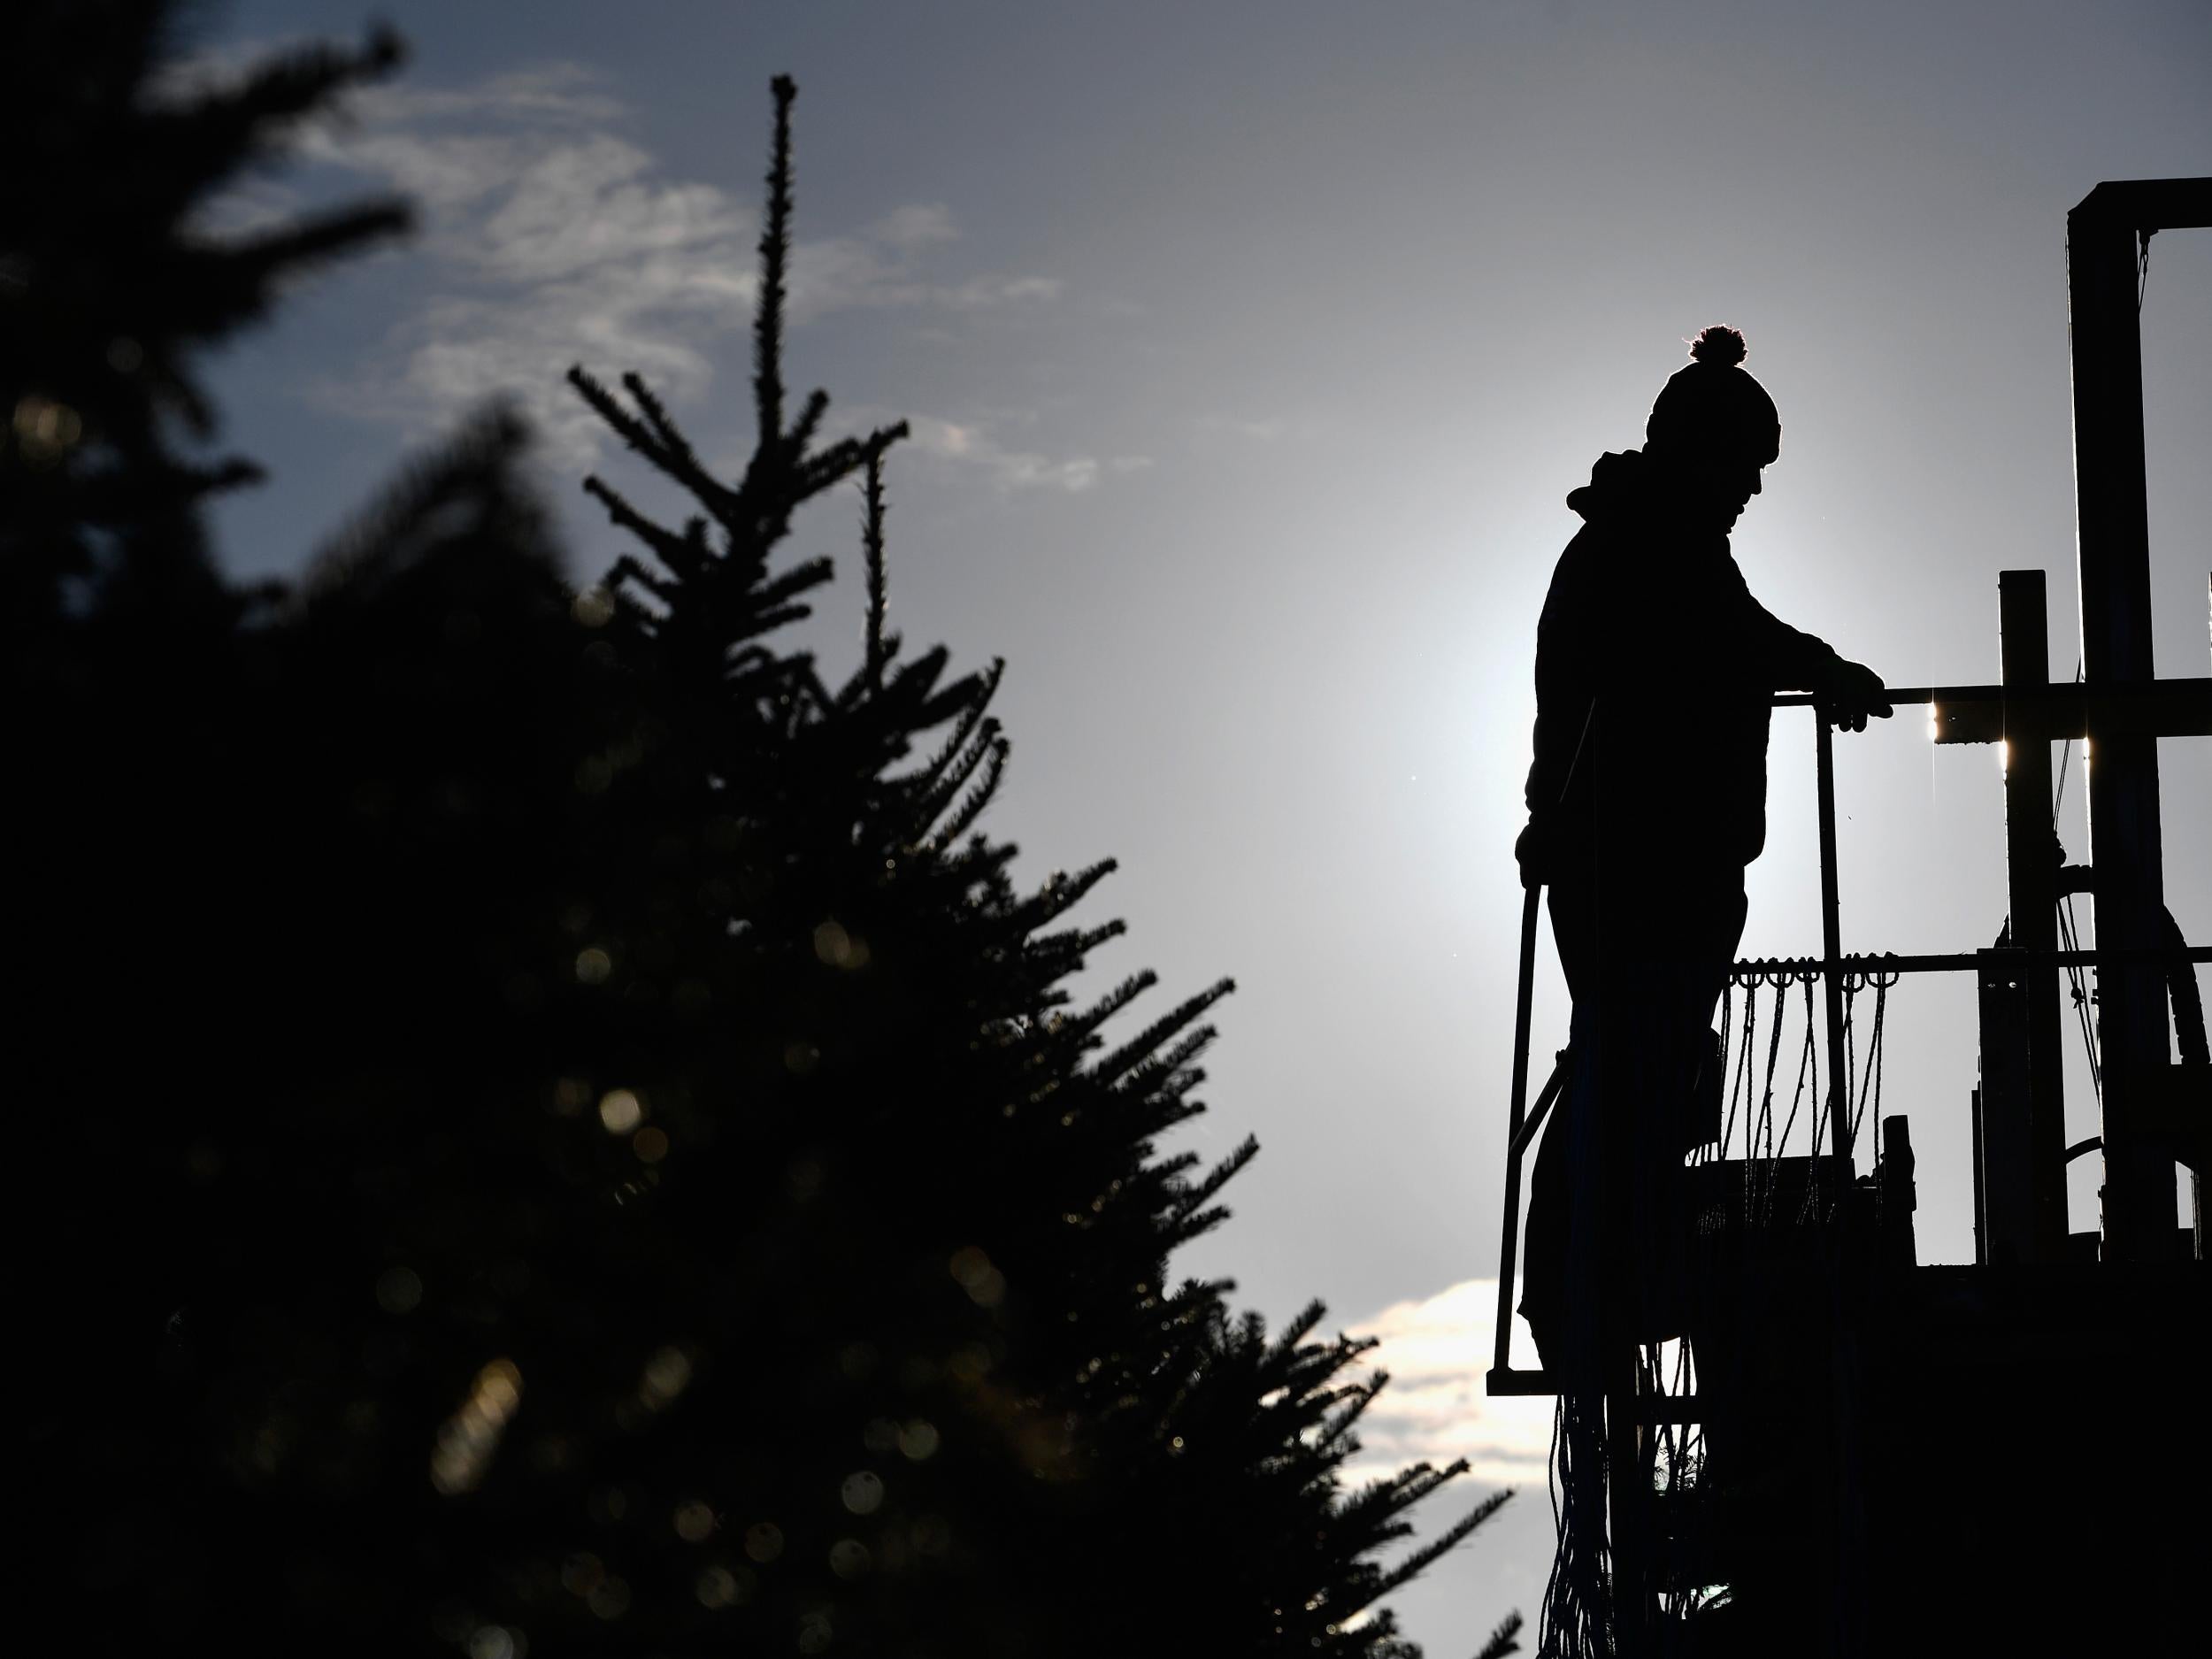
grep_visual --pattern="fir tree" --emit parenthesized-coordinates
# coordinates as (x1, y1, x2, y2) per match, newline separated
(14, 12, 1520, 1655)
(518, 74, 1522, 1659)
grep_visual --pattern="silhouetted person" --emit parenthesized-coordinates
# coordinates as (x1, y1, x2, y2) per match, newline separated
(1514, 326, 1890, 1372)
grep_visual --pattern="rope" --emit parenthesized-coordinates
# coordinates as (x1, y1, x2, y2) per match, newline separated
(1539, 1387, 1614, 1658)
(1770, 977, 1817, 1228)
(1700, 967, 1899, 1239)
(1548, 959, 1903, 1647)
(1720, 973, 1758, 1164)
(1848, 971, 1893, 1153)
(1704, 984, 1735, 1172)
(1839, 977, 1857, 1155)
(1649, 965, 1897, 1640)
(1754, 975, 1787, 1169)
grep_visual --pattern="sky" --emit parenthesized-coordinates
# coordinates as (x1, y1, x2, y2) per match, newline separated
(191, 2, 2210, 1647)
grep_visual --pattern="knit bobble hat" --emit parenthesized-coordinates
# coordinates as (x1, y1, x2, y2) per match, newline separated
(1645, 325, 1782, 466)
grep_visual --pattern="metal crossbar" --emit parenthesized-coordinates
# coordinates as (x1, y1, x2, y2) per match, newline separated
(1731, 945, 2211, 979)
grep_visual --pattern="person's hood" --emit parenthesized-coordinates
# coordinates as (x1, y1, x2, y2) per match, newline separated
(1565, 447, 1740, 540)
(1564, 448, 1649, 523)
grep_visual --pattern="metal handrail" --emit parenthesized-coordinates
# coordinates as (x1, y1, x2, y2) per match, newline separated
(1485, 687, 2207, 1394)
(1732, 945, 2212, 979)
(1487, 887, 1543, 1386)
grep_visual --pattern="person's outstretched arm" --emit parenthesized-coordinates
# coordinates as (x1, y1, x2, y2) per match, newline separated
(1723, 558, 1892, 730)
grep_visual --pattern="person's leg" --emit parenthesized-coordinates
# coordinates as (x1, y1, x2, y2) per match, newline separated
(1690, 878, 1747, 1033)
(1520, 876, 1742, 1364)
(1607, 873, 1747, 1342)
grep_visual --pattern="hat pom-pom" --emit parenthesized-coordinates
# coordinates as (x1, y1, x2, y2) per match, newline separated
(1686, 324, 1748, 366)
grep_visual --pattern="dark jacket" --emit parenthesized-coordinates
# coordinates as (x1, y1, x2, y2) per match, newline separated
(1518, 449, 1842, 886)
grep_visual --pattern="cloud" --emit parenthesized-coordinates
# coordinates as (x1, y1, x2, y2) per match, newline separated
(815, 402, 1129, 496)
(280, 60, 1064, 468)
(1198, 414, 1293, 442)
(1340, 1278, 1556, 1491)
(1194, 411, 1328, 444)
(899, 415, 1107, 494)
(353, 62, 627, 127)
(873, 203, 958, 250)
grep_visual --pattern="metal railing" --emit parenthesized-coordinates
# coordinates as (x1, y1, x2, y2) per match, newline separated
(1487, 685, 2210, 1393)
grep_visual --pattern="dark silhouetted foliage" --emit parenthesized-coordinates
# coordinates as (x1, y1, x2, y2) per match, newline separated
(1, 0, 408, 630)
(15, 12, 1515, 1656)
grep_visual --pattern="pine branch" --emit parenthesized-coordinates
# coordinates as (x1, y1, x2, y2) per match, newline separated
(1112, 1023, 1217, 1098)
(912, 719, 1002, 832)
(1336, 1463, 1446, 1533)
(751, 554, 836, 614)
(752, 75, 796, 452)
(621, 370, 705, 472)
(1310, 1375, 1388, 1457)
(567, 367, 745, 529)
(1169, 1133, 1258, 1225)
(580, 475, 710, 585)
(220, 199, 414, 301)
(872, 645, 956, 730)
(1010, 856, 1117, 934)
(297, 401, 534, 605)
(938, 836, 1019, 890)
(168, 23, 408, 161)
(1365, 1484, 1511, 1604)
(1064, 971, 1157, 1043)
(567, 367, 669, 469)
(600, 551, 676, 611)
(787, 387, 832, 460)
(1276, 1335, 1378, 1407)
(1025, 918, 1127, 972)
(723, 600, 817, 645)
(1165, 1204, 1237, 1248)
(933, 736, 1009, 844)
(862, 452, 889, 690)
(618, 371, 743, 520)
(793, 423, 909, 502)
(1141, 1151, 1203, 1191)
(909, 657, 1000, 730)
(1263, 1300, 1334, 1366)
(1473, 1609, 1526, 1659)
(1145, 1095, 1212, 1139)
(1091, 979, 1236, 1086)
(888, 657, 1000, 803)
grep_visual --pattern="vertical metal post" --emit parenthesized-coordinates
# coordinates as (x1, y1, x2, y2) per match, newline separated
(1815, 712, 1850, 1159)
(1970, 1087, 1988, 1264)
(1999, 571, 2068, 1260)
(1976, 949, 2035, 1265)
(1494, 884, 1542, 1377)
(1880, 1115, 1917, 1270)
(2068, 186, 2177, 1260)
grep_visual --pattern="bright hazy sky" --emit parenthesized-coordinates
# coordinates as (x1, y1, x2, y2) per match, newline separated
(196, 2, 2209, 1644)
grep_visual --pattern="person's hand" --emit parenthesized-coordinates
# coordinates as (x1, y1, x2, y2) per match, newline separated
(1822, 658, 1892, 733)
(1514, 818, 1544, 889)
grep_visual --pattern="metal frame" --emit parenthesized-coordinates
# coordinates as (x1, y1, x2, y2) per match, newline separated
(1485, 178, 2211, 1655)
(1487, 681, 2211, 1392)
(2068, 178, 2212, 1260)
